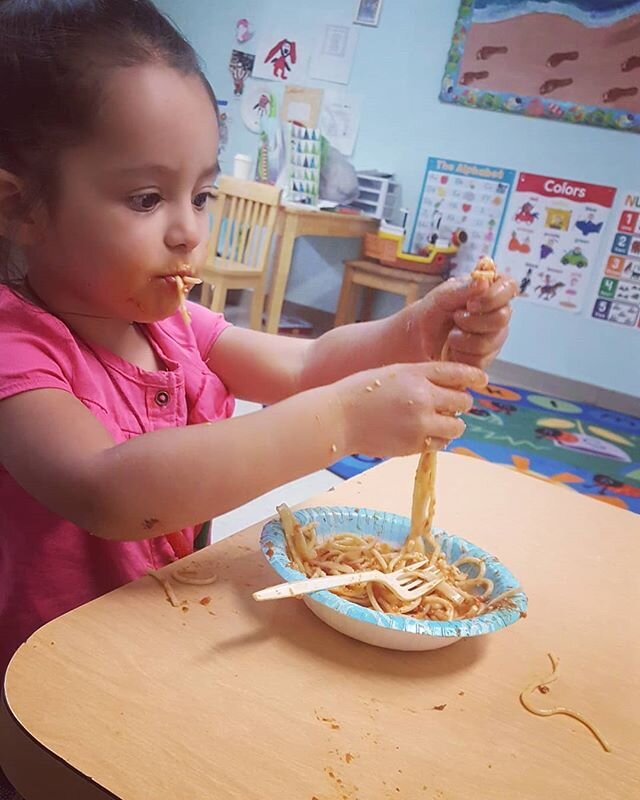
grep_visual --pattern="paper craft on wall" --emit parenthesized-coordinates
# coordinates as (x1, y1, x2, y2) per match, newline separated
(235, 18, 253, 44)
(241, 81, 277, 133)
(285, 122, 322, 206)
(309, 23, 358, 84)
(440, 0, 640, 133)
(217, 99, 230, 160)
(591, 190, 640, 330)
(257, 101, 285, 185)
(319, 90, 362, 155)
(281, 85, 324, 128)
(228, 50, 255, 96)
(253, 27, 306, 82)
(410, 157, 515, 277)
(495, 172, 616, 312)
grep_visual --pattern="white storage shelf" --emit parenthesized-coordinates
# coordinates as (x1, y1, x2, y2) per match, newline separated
(349, 172, 398, 220)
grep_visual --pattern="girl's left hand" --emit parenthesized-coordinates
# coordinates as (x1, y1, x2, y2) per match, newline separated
(446, 274, 518, 367)
(399, 274, 518, 369)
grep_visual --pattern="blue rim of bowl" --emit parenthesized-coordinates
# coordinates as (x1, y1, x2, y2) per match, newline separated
(259, 506, 528, 639)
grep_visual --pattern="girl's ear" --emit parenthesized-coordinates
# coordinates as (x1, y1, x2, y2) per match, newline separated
(0, 168, 38, 245)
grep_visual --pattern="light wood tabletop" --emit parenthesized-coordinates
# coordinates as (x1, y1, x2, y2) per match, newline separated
(1, 453, 638, 800)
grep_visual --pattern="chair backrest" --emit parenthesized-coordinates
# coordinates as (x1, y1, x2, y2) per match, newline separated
(206, 176, 282, 273)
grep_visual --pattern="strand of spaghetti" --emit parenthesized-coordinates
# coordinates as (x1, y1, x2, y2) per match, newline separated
(486, 587, 520, 608)
(471, 256, 498, 283)
(454, 555, 486, 579)
(174, 275, 191, 325)
(172, 572, 218, 586)
(371, 548, 392, 571)
(277, 503, 308, 573)
(458, 577, 494, 598)
(398, 598, 423, 614)
(407, 449, 438, 553)
(519, 653, 611, 753)
(312, 560, 356, 574)
(147, 569, 184, 607)
(406, 259, 498, 551)
(366, 582, 385, 612)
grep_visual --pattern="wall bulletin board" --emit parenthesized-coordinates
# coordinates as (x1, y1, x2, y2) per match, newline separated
(440, 0, 640, 134)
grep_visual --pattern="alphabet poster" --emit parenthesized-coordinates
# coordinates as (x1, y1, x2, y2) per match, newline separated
(591, 189, 640, 330)
(409, 157, 515, 277)
(495, 172, 616, 311)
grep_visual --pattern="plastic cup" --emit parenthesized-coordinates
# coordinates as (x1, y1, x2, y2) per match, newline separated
(233, 154, 253, 180)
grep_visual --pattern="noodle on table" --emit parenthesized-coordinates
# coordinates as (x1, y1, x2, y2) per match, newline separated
(520, 653, 611, 753)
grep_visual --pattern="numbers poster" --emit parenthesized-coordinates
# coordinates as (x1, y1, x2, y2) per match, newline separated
(409, 158, 515, 277)
(592, 191, 640, 330)
(496, 173, 616, 312)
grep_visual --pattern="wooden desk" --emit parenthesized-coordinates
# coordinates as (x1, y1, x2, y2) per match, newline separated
(264, 206, 379, 333)
(2, 454, 638, 799)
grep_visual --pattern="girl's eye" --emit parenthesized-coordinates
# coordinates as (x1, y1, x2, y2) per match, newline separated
(193, 191, 213, 210)
(128, 193, 162, 212)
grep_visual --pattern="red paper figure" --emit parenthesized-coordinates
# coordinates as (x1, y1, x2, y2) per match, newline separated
(264, 38, 297, 80)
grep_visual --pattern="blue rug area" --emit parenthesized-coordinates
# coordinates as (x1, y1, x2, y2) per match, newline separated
(327, 383, 640, 515)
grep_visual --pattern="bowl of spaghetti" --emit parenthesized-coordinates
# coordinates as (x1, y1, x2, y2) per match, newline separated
(259, 505, 527, 651)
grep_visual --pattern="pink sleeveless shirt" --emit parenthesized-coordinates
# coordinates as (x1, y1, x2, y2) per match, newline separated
(0, 286, 234, 676)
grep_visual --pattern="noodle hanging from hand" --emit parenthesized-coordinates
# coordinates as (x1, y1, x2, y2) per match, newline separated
(278, 258, 521, 621)
(404, 258, 498, 558)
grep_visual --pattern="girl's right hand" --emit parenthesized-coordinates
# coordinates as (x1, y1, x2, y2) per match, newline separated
(333, 362, 487, 457)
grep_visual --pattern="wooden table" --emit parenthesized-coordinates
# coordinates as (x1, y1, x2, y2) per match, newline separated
(264, 206, 379, 333)
(335, 259, 443, 326)
(2, 454, 639, 799)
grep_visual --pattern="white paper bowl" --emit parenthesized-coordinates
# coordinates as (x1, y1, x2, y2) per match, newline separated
(259, 506, 527, 652)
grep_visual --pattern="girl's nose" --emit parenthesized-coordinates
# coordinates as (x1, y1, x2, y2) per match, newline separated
(164, 203, 202, 253)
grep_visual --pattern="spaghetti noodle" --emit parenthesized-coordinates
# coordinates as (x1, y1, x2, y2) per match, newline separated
(279, 256, 519, 621)
(148, 568, 185, 608)
(403, 257, 498, 561)
(148, 562, 217, 607)
(172, 563, 218, 586)
(520, 653, 611, 753)
(174, 275, 191, 325)
(471, 255, 497, 283)
(278, 504, 517, 621)
(174, 272, 202, 326)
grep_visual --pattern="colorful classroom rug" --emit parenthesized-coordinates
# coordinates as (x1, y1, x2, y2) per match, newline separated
(328, 384, 640, 515)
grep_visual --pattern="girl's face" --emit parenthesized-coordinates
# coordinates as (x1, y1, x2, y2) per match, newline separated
(26, 64, 219, 323)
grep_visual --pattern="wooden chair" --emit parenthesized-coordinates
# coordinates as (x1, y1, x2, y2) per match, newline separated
(334, 259, 443, 326)
(201, 177, 282, 330)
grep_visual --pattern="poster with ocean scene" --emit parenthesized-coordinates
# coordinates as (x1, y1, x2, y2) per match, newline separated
(440, 0, 640, 133)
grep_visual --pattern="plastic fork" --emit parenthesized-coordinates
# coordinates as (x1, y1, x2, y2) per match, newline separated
(253, 559, 449, 603)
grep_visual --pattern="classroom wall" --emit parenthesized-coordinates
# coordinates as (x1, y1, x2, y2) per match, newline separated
(157, 0, 640, 398)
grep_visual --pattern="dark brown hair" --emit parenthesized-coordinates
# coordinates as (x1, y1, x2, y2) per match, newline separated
(0, 0, 217, 282)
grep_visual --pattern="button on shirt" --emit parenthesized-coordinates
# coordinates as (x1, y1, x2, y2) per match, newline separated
(0, 286, 234, 676)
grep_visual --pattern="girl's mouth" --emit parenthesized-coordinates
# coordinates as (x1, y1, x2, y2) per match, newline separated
(162, 274, 202, 287)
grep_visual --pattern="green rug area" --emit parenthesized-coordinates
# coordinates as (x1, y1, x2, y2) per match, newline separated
(451, 384, 640, 514)
(329, 383, 640, 515)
